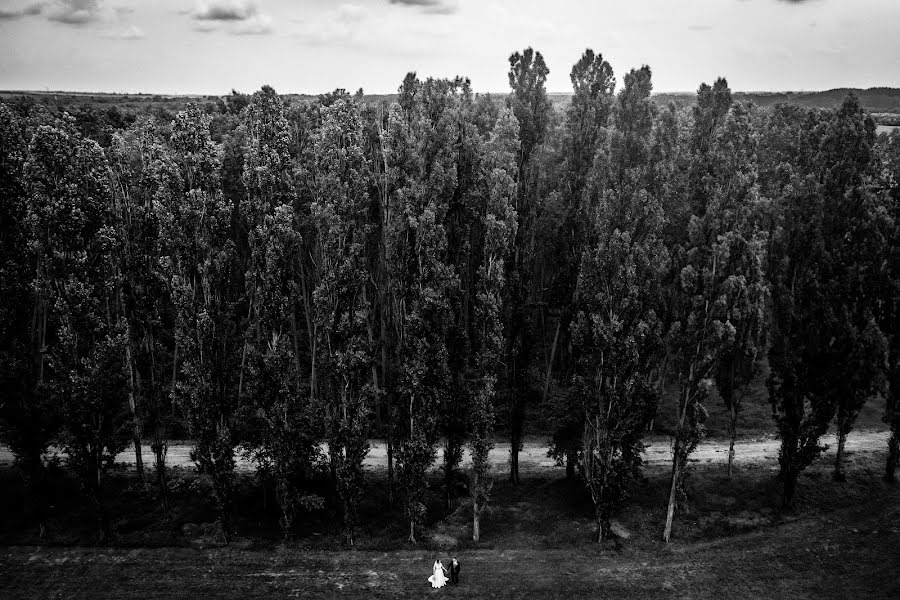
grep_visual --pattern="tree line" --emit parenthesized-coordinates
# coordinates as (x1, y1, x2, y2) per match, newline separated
(1, 47, 898, 546)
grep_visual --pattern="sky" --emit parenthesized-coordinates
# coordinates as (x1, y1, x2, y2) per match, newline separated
(0, 0, 898, 95)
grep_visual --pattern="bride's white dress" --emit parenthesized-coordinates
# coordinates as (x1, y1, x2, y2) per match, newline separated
(428, 561, 448, 588)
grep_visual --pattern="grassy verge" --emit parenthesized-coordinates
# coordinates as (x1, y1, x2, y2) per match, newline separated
(1, 440, 898, 598)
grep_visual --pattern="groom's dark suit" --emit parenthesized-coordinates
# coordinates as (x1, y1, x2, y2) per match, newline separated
(450, 559, 461, 584)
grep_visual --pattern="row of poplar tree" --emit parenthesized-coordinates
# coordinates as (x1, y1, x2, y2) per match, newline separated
(1, 47, 899, 546)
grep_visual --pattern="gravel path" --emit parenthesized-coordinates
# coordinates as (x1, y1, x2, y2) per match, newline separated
(0, 430, 889, 472)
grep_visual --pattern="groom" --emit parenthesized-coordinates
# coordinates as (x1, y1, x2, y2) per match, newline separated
(449, 556, 461, 585)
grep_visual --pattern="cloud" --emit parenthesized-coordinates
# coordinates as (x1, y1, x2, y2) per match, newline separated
(46, 0, 101, 25)
(232, 13, 272, 35)
(0, 2, 44, 20)
(193, 0, 257, 21)
(388, 0, 458, 15)
(687, 24, 713, 32)
(192, 22, 218, 33)
(188, 1, 273, 34)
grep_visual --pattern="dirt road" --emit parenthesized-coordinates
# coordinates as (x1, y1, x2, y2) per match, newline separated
(0, 430, 889, 472)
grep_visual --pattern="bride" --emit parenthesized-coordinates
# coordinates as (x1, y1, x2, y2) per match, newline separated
(428, 559, 448, 588)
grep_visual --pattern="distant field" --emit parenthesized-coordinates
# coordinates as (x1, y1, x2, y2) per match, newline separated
(4, 87, 900, 115)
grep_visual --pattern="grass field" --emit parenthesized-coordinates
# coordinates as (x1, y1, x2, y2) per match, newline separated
(1, 424, 897, 599)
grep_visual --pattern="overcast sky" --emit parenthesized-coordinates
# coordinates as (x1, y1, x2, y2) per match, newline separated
(1, 0, 898, 95)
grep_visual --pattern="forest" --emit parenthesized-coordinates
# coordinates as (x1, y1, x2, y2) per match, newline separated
(1, 46, 899, 556)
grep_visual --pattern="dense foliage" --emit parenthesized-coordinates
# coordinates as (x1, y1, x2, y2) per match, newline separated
(1, 47, 898, 546)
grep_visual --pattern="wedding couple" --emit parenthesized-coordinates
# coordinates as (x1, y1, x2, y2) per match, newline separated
(428, 556, 461, 588)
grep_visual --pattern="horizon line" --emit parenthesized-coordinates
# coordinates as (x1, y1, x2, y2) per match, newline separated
(2, 86, 899, 99)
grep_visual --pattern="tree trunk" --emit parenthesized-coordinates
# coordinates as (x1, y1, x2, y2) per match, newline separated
(565, 449, 576, 479)
(727, 404, 738, 478)
(365, 291, 382, 430)
(444, 439, 457, 514)
(372, 363, 383, 430)
(131, 430, 144, 485)
(509, 429, 520, 485)
(289, 310, 303, 389)
(217, 479, 232, 545)
(98, 496, 110, 546)
(344, 499, 355, 548)
(26, 455, 47, 539)
(595, 505, 611, 543)
(662, 446, 682, 543)
(472, 474, 481, 542)
(124, 341, 144, 484)
(238, 337, 249, 401)
(885, 429, 898, 483)
(380, 311, 394, 506)
(152, 435, 169, 511)
(170, 345, 178, 402)
(408, 518, 416, 544)
(93, 455, 110, 545)
(328, 443, 338, 497)
(782, 468, 798, 511)
(541, 320, 561, 405)
(386, 422, 394, 507)
(509, 390, 521, 485)
(309, 326, 317, 405)
(833, 426, 847, 482)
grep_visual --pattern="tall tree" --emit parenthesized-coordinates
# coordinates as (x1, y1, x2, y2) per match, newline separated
(546, 50, 616, 477)
(310, 93, 375, 547)
(566, 49, 616, 204)
(763, 103, 832, 511)
(241, 86, 323, 537)
(360, 96, 398, 504)
(572, 66, 667, 542)
(108, 118, 180, 508)
(163, 106, 242, 541)
(0, 104, 60, 537)
(384, 75, 457, 542)
(504, 47, 553, 484)
(817, 96, 888, 482)
(469, 107, 519, 541)
(662, 79, 739, 542)
(507, 48, 553, 173)
(875, 129, 900, 482)
(766, 96, 886, 508)
(408, 77, 478, 513)
(25, 117, 129, 543)
(706, 103, 770, 477)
